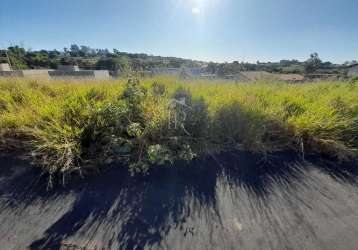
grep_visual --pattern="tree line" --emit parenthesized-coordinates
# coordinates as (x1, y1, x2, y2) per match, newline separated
(1, 45, 354, 76)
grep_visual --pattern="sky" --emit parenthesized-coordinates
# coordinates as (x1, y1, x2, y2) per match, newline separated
(1, 0, 357, 63)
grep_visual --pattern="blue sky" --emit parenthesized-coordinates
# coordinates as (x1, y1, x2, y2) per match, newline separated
(1, 0, 357, 63)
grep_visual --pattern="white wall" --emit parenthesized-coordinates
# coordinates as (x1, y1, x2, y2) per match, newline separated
(0, 63, 11, 71)
(57, 65, 79, 71)
(348, 65, 358, 77)
(22, 70, 51, 79)
(94, 70, 110, 80)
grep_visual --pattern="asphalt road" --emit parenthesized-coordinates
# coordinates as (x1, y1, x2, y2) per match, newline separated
(0, 152, 357, 250)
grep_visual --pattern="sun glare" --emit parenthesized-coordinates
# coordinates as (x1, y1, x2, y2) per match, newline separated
(172, 0, 218, 17)
(192, 7, 201, 15)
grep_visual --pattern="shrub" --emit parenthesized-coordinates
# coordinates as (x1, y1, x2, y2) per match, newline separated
(151, 82, 166, 97)
(1, 78, 358, 183)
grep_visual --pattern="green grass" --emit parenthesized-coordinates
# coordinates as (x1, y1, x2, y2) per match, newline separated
(1, 77, 358, 181)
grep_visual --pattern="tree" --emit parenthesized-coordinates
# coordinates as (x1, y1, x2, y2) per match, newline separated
(205, 62, 217, 74)
(79, 45, 91, 57)
(131, 58, 143, 71)
(7, 46, 28, 69)
(95, 56, 131, 76)
(168, 58, 183, 68)
(25, 51, 51, 68)
(60, 57, 76, 66)
(344, 60, 358, 66)
(69, 44, 80, 57)
(48, 50, 60, 59)
(304, 52, 322, 73)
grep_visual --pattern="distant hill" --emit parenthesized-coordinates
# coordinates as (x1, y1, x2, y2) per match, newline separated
(0, 45, 352, 76)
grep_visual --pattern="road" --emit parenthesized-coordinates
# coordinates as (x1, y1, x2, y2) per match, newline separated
(0, 152, 357, 250)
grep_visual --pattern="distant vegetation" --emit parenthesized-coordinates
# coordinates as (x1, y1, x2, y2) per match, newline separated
(1, 77, 358, 185)
(0, 45, 203, 76)
(1, 45, 355, 76)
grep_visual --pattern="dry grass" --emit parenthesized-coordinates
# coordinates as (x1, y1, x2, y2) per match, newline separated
(1, 77, 357, 179)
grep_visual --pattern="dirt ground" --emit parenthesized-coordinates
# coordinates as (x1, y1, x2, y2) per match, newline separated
(0, 152, 357, 250)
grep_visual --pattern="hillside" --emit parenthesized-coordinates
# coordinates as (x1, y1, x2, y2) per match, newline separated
(1, 45, 351, 76)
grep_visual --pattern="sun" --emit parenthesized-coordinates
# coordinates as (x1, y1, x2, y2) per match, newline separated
(191, 7, 201, 15)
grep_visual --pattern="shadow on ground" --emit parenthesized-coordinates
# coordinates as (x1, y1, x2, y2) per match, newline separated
(0, 151, 357, 250)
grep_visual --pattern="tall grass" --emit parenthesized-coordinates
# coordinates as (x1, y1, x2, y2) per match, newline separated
(1, 77, 357, 180)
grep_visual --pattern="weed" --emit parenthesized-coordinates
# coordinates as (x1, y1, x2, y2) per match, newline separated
(0, 77, 357, 182)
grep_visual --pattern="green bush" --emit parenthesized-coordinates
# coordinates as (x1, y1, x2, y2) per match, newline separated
(1, 78, 358, 183)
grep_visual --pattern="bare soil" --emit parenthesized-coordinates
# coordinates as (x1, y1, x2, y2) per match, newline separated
(0, 152, 357, 250)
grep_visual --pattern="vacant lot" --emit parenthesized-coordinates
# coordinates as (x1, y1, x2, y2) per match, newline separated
(0, 77, 358, 180)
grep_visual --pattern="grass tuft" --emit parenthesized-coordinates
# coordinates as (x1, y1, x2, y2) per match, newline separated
(0, 77, 357, 182)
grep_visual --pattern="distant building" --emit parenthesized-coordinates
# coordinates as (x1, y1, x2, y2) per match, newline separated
(57, 65, 80, 72)
(200, 73, 217, 80)
(0, 71, 23, 78)
(347, 64, 358, 77)
(22, 70, 53, 79)
(0, 70, 52, 79)
(49, 70, 110, 80)
(0, 64, 110, 80)
(53, 65, 110, 80)
(179, 68, 203, 79)
(0, 63, 11, 71)
(188, 68, 202, 77)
